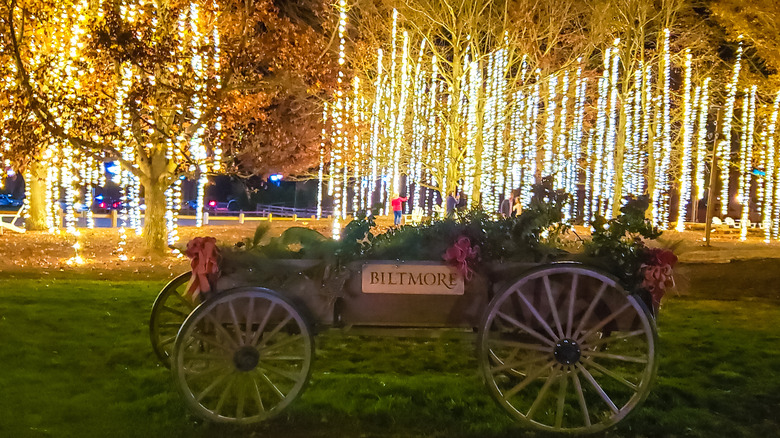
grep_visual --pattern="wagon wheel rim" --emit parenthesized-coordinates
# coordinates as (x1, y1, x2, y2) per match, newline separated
(172, 288, 313, 424)
(478, 264, 658, 434)
(149, 272, 196, 367)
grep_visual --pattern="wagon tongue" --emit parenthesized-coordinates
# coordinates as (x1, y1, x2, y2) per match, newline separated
(553, 339, 581, 365)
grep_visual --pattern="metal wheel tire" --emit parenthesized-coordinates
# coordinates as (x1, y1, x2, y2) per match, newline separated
(150, 272, 196, 367)
(172, 288, 314, 424)
(478, 263, 658, 434)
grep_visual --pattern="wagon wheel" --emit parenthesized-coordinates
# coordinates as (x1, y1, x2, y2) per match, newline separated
(478, 263, 658, 434)
(172, 288, 314, 424)
(150, 272, 196, 367)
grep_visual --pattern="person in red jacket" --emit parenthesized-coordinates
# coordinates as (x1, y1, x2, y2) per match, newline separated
(391, 193, 408, 226)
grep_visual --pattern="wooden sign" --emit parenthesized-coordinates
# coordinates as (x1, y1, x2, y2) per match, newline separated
(361, 262, 464, 295)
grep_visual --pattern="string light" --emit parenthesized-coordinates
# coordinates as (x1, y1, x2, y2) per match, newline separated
(658, 29, 672, 228)
(676, 50, 694, 232)
(764, 92, 780, 241)
(720, 39, 743, 217)
(740, 86, 757, 240)
(694, 78, 711, 205)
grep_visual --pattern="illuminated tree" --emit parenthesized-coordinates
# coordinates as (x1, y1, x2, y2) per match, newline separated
(1, 0, 333, 252)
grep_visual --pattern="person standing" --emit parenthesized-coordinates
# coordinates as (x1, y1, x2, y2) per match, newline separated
(446, 191, 460, 219)
(500, 196, 513, 218)
(391, 193, 408, 226)
(513, 196, 523, 217)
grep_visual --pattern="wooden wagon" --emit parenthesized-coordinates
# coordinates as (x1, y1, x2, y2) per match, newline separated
(149, 256, 657, 435)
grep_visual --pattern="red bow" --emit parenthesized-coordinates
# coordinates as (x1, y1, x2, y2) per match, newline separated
(184, 237, 221, 302)
(641, 263, 675, 306)
(443, 236, 480, 281)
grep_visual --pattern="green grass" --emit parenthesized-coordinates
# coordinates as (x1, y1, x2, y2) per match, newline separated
(1, 261, 779, 437)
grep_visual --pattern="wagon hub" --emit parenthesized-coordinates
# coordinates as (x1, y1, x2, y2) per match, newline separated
(233, 346, 260, 372)
(554, 339, 581, 365)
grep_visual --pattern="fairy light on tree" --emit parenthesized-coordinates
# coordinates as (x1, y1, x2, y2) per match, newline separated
(693, 78, 711, 212)
(604, 40, 620, 216)
(676, 50, 694, 232)
(720, 39, 743, 217)
(464, 56, 479, 207)
(740, 86, 757, 241)
(328, 0, 350, 239)
(542, 75, 558, 182)
(557, 71, 570, 197)
(766, 92, 780, 241)
(592, 53, 609, 218)
(656, 29, 672, 228)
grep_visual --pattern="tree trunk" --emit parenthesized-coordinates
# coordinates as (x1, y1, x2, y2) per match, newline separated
(26, 160, 49, 231)
(141, 177, 168, 254)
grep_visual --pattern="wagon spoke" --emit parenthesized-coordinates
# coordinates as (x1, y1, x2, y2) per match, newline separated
(196, 371, 233, 402)
(183, 362, 231, 378)
(543, 277, 565, 338)
(491, 354, 550, 374)
(514, 290, 559, 341)
(257, 315, 294, 349)
(496, 311, 556, 347)
(214, 374, 235, 415)
(581, 329, 645, 349)
(249, 303, 276, 346)
(245, 296, 255, 339)
(163, 305, 189, 318)
(261, 355, 305, 362)
(502, 360, 556, 400)
(183, 352, 230, 362)
(258, 371, 287, 400)
(582, 350, 648, 364)
(159, 335, 176, 347)
(571, 369, 591, 427)
(577, 364, 619, 414)
(554, 369, 569, 428)
(250, 375, 266, 413)
(235, 381, 246, 420)
(259, 334, 303, 356)
(583, 359, 638, 391)
(171, 290, 196, 309)
(227, 301, 243, 345)
(488, 338, 555, 353)
(205, 313, 240, 349)
(576, 303, 632, 343)
(261, 363, 301, 381)
(573, 282, 607, 337)
(566, 274, 579, 338)
(526, 366, 559, 419)
(189, 332, 234, 353)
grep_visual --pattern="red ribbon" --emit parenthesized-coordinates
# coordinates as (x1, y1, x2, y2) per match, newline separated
(443, 236, 480, 281)
(641, 263, 675, 305)
(184, 236, 221, 302)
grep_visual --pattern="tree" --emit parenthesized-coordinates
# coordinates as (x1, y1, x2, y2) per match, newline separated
(1, 0, 334, 252)
(346, 0, 594, 208)
(709, 0, 780, 85)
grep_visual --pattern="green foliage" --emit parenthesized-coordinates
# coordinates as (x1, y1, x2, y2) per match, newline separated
(242, 223, 271, 250)
(362, 178, 571, 265)
(337, 211, 376, 259)
(584, 195, 662, 289)
(220, 180, 575, 280)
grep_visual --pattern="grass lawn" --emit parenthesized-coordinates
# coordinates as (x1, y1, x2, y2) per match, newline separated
(1, 260, 779, 438)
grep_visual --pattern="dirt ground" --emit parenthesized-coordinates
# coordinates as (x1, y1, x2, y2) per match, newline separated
(0, 217, 778, 280)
